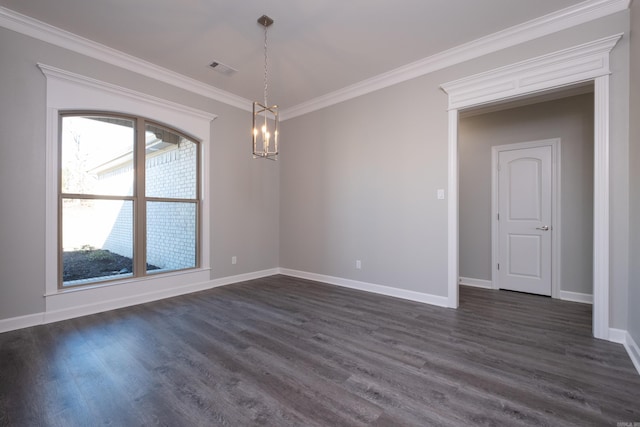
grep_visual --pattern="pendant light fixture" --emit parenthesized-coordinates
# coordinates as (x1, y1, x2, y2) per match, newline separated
(252, 14, 278, 160)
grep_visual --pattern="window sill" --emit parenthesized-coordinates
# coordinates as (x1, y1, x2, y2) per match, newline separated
(46, 267, 211, 297)
(43, 268, 213, 323)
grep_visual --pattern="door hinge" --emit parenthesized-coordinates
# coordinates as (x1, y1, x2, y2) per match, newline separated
(497, 212, 500, 220)
(497, 263, 500, 271)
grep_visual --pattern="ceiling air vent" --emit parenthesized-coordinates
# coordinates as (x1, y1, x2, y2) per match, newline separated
(209, 61, 237, 76)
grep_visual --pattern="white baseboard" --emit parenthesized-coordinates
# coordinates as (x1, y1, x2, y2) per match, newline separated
(624, 331, 640, 375)
(609, 328, 640, 376)
(608, 328, 627, 344)
(0, 312, 45, 334)
(43, 279, 216, 325)
(2, 267, 449, 333)
(0, 268, 280, 333)
(279, 268, 449, 307)
(209, 268, 281, 288)
(559, 290, 593, 304)
(457, 279, 594, 305)
(458, 277, 493, 289)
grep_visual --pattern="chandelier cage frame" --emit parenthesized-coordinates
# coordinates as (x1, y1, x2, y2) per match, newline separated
(252, 14, 278, 160)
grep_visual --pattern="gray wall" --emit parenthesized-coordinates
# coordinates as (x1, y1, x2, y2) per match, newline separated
(280, 82, 449, 294)
(628, 1, 640, 346)
(0, 26, 279, 320)
(459, 94, 594, 295)
(280, 11, 631, 329)
(0, 9, 634, 334)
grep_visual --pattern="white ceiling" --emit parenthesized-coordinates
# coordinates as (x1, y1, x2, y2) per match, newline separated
(0, 0, 587, 109)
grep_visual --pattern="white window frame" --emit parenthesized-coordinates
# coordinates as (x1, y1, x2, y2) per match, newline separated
(40, 64, 215, 321)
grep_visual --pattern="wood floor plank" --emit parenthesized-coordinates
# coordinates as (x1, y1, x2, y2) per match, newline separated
(1, 275, 639, 426)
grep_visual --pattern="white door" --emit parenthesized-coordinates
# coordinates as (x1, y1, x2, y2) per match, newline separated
(497, 145, 552, 296)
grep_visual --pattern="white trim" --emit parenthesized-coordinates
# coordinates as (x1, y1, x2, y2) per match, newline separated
(44, 104, 58, 297)
(623, 331, 640, 375)
(0, 2, 629, 119)
(280, 269, 449, 307)
(38, 64, 217, 121)
(44, 268, 279, 324)
(459, 84, 594, 118)
(441, 34, 622, 110)
(458, 283, 596, 306)
(40, 65, 217, 318)
(43, 268, 212, 298)
(559, 290, 594, 304)
(458, 277, 493, 289)
(592, 75, 611, 339)
(448, 109, 460, 308)
(490, 139, 561, 298)
(0, 312, 45, 334)
(44, 70, 214, 275)
(0, 269, 279, 333)
(608, 328, 640, 376)
(45, 272, 213, 324)
(0, 8, 251, 112)
(280, 0, 629, 120)
(208, 268, 281, 287)
(441, 34, 621, 340)
(608, 328, 627, 343)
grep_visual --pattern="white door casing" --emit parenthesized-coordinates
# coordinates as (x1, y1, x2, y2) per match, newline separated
(497, 145, 552, 295)
(441, 34, 622, 340)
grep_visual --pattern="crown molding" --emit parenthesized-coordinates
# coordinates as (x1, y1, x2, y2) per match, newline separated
(0, 6, 252, 112)
(279, 0, 630, 120)
(0, 1, 630, 119)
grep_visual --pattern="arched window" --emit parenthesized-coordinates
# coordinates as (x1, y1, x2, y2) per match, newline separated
(60, 113, 200, 287)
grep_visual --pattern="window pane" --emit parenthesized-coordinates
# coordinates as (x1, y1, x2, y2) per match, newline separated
(145, 124, 197, 199)
(146, 201, 197, 273)
(61, 116, 135, 196)
(62, 198, 133, 286)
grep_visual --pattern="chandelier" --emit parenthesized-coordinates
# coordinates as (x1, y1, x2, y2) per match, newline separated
(252, 15, 278, 160)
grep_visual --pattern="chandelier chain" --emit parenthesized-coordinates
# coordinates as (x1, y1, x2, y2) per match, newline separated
(263, 22, 268, 106)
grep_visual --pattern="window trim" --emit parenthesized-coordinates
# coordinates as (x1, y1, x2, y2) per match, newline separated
(58, 112, 202, 288)
(40, 64, 215, 314)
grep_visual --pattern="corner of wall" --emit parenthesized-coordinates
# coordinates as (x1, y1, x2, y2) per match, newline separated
(627, 0, 640, 354)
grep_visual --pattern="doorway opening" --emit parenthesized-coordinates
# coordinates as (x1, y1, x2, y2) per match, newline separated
(458, 91, 594, 306)
(441, 34, 622, 339)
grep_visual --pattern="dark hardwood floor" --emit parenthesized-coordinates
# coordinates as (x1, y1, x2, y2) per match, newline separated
(1, 275, 639, 426)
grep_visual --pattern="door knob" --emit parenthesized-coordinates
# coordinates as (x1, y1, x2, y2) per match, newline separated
(536, 225, 550, 231)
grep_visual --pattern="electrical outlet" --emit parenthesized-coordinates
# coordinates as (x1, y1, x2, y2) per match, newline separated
(231, 256, 237, 265)
(356, 260, 362, 269)
(437, 189, 445, 200)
